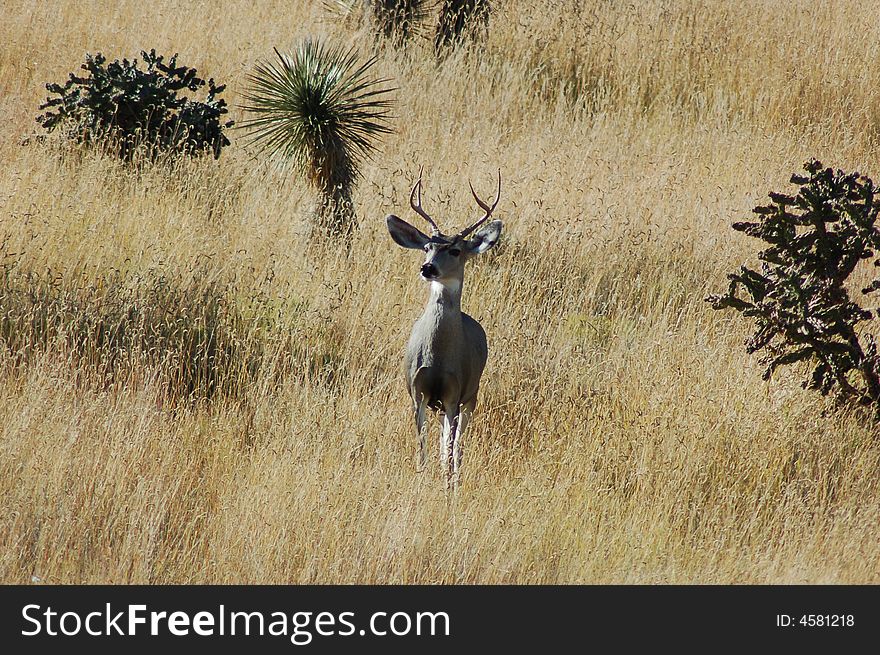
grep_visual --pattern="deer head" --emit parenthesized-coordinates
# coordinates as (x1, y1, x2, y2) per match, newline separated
(386, 169, 503, 289)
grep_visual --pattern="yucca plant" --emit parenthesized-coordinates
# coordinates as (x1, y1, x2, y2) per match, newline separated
(435, 0, 491, 54)
(240, 40, 394, 235)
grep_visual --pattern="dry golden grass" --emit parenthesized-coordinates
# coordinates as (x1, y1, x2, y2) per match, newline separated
(1, 0, 879, 583)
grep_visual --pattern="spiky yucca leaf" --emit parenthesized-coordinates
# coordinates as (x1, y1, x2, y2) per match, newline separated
(240, 40, 393, 190)
(240, 40, 394, 234)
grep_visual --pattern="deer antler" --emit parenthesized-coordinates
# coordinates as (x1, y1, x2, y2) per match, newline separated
(410, 167, 441, 236)
(460, 169, 501, 238)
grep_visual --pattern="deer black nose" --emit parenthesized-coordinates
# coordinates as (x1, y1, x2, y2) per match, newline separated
(421, 263, 438, 279)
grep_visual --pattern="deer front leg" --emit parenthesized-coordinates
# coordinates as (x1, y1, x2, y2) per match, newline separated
(441, 406, 459, 489)
(451, 406, 471, 486)
(414, 394, 428, 471)
(440, 412, 451, 479)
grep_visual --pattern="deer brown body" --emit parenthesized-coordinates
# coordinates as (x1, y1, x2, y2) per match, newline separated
(387, 170, 502, 487)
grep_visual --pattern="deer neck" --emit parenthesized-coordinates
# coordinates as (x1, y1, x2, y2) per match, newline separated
(408, 278, 467, 368)
(428, 279, 462, 311)
(417, 279, 465, 344)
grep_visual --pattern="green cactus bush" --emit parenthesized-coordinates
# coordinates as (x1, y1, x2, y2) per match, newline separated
(37, 49, 233, 160)
(707, 160, 880, 412)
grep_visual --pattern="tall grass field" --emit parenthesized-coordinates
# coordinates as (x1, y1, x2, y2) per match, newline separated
(1, 0, 879, 583)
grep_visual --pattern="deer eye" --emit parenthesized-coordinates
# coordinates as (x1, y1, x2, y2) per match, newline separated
(448, 248, 461, 257)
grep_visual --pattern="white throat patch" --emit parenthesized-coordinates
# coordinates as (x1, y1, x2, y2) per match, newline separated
(430, 279, 461, 296)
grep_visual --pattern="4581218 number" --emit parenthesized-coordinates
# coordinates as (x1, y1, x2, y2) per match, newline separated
(776, 614, 854, 627)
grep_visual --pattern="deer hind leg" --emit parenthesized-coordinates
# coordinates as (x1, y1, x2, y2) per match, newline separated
(451, 404, 472, 487)
(440, 410, 459, 487)
(439, 381, 462, 488)
(414, 394, 428, 471)
(440, 411, 451, 479)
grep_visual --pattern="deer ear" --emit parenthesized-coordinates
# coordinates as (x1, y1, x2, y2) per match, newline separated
(387, 215, 430, 249)
(466, 220, 502, 254)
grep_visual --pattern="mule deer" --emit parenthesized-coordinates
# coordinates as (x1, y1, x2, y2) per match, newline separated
(386, 169, 502, 487)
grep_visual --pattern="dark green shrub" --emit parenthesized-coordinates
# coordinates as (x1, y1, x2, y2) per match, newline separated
(707, 160, 880, 411)
(37, 49, 233, 160)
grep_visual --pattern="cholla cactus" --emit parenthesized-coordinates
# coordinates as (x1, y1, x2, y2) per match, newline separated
(37, 50, 232, 160)
(707, 160, 880, 410)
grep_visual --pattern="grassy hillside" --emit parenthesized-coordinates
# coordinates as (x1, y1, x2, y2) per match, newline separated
(1, 0, 878, 583)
